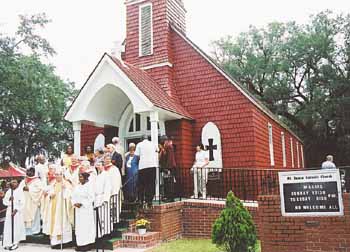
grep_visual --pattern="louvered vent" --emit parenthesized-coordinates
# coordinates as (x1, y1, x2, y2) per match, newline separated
(139, 4, 153, 56)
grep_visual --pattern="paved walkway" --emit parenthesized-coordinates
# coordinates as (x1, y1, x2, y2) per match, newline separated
(0, 244, 150, 252)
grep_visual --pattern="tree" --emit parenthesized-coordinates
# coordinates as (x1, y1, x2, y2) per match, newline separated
(212, 11, 350, 166)
(212, 191, 257, 252)
(0, 13, 76, 166)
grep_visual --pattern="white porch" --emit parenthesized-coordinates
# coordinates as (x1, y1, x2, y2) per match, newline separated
(65, 53, 189, 199)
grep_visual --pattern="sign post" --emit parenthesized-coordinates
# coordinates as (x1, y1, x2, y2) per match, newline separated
(279, 169, 343, 217)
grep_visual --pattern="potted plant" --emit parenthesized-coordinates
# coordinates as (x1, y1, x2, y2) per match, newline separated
(135, 218, 150, 235)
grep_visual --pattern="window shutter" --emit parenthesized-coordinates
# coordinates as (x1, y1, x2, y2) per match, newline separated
(140, 4, 153, 56)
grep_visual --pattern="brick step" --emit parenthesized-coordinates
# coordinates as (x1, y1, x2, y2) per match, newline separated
(121, 231, 161, 249)
(97, 236, 123, 250)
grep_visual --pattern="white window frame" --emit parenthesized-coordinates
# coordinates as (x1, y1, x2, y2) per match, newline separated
(281, 132, 286, 167)
(290, 138, 294, 168)
(268, 123, 275, 166)
(138, 2, 153, 57)
(301, 144, 305, 168)
(296, 142, 300, 168)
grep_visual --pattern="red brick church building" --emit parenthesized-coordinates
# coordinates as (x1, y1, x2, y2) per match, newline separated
(65, 0, 304, 172)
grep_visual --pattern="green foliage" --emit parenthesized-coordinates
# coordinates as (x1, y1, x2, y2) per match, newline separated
(0, 14, 76, 166)
(212, 11, 350, 166)
(212, 191, 257, 252)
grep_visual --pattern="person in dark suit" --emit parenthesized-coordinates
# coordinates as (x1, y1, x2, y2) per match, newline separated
(107, 144, 123, 176)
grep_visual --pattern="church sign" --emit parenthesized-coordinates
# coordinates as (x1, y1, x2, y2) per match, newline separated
(279, 169, 343, 217)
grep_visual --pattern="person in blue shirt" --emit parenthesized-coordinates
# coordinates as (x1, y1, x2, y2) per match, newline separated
(125, 143, 139, 202)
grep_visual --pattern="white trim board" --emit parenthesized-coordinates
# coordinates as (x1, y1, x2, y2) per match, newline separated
(125, 0, 148, 6)
(141, 62, 173, 70)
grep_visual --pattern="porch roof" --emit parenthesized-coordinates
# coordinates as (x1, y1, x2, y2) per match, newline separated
(65, 53, 192, 125)
(107, 54, 192, 119)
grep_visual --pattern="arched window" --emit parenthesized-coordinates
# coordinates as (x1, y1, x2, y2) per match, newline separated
(201, 122, 223, 169)
(94, 133, 105, 151)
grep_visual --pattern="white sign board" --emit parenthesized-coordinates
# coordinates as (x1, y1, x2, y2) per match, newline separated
(279, 169, 343, 217)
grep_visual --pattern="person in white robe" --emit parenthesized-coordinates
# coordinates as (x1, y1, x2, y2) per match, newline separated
(64, 156, 80, 188)
(71, 172, 96, 251)
(2, 179, 26, 250)
(47, 167, 73, 249)
(79, 161, 97, 189)
(19, 167, 44, 235)
(104, 155, 122, 224)
(41, 164, 56, 235)
(191, 144, 209, 199)
(35, 154, 48, 185)
(94, 162, 112, 237)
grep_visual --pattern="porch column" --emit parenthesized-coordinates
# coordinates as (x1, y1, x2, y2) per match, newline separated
(73, 121, 82, 155)
(150, 111, 160, 200)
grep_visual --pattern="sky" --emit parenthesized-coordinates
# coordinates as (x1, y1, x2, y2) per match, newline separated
(1, 0, 350, 88)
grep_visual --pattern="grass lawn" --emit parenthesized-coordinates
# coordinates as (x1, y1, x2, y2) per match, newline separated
(148, 239, 261, 252)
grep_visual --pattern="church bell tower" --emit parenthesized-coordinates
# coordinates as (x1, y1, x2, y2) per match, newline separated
(123, 0, 186, 98)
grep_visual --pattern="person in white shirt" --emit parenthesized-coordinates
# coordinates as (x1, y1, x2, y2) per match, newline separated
(135, 135, 158, 208)
(94, 162, 112, 237)
(2, 179, 26, 250)
(35, 154, 48, 185)
(104, 155, 122, 223)
(191, 144, 209, 199)
(321, 155, 336, 169)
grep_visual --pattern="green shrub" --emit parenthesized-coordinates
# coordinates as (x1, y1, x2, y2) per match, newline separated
(212, 191, 257, 252)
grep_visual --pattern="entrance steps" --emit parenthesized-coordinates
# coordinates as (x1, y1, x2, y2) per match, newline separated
(21, 201, 162, 250)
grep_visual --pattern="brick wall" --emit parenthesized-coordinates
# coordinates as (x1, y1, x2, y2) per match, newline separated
(182, 200, 259, 239)
(258, 194, 350, 252)
(141, 202, 183, 241)
(80, 124, 104, 155)
(141, 201, 259, 241)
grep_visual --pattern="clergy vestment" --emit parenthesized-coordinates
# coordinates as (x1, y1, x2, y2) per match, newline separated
(95, 171, 111, 207)
(105, 164, 122, 196)
(94, 171, 112, 237)
(105, 164, 122, 223)
(19, 177, 44, 235)
(64, 165, 80, 188)
(35, 163, 48, 185)
(41, 177, 56, 235)
(2, 187, 26, 247)
(71, 182, 96, 246)
(47, 180, 73, 246)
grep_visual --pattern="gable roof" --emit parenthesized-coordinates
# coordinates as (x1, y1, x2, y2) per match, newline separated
(170, 25, 302, 142)
(65, 53, 192, 121)
(107, 54, 192, 119)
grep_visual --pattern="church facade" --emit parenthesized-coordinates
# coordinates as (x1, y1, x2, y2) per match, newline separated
(65, 0, 304, 171)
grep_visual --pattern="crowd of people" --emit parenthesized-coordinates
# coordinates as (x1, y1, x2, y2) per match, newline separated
(0, 135, 181, 251)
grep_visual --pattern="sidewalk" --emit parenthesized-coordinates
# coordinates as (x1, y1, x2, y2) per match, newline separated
(0, 244, 151, 252)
